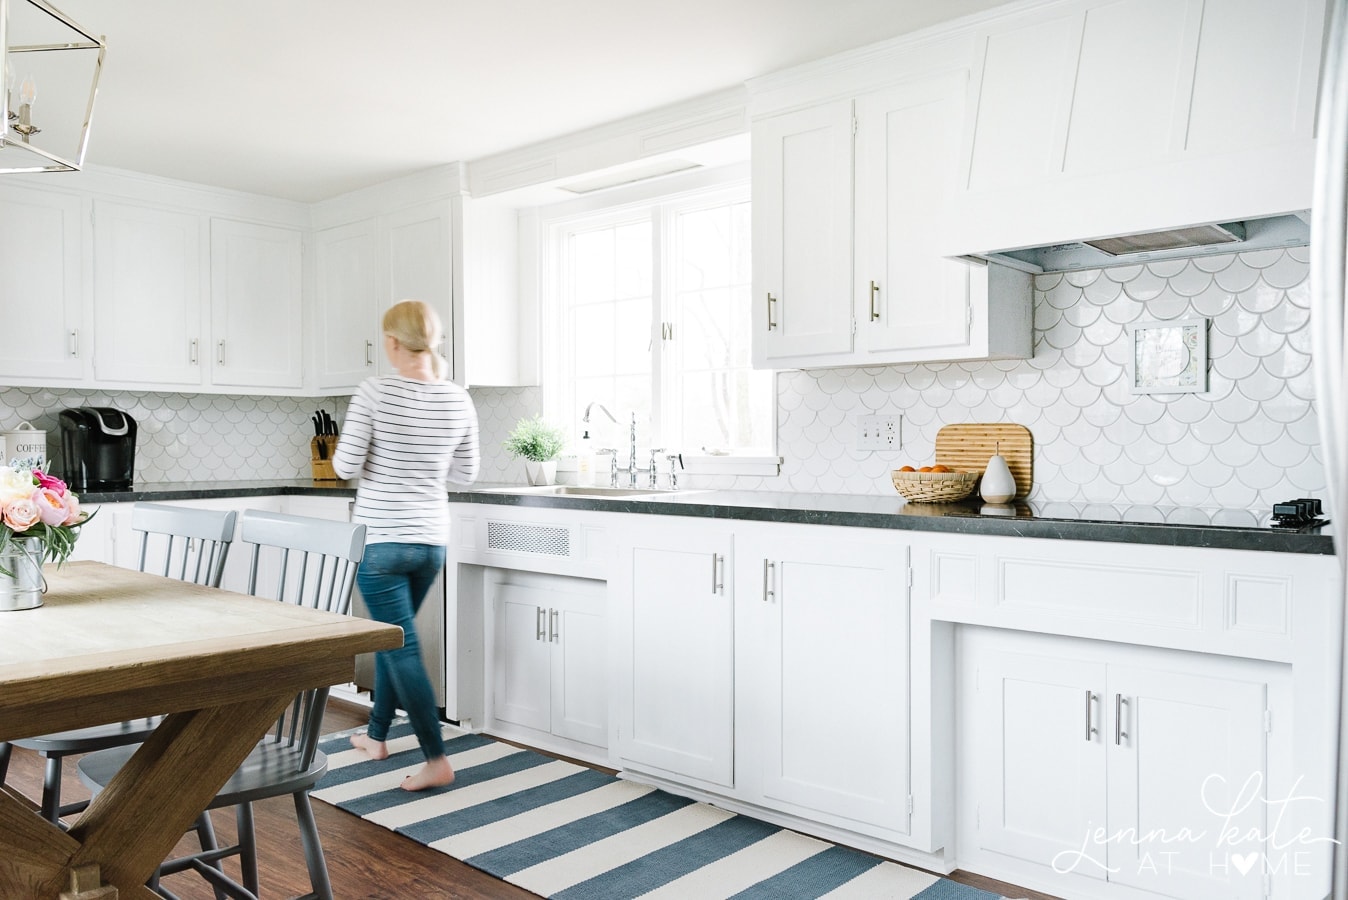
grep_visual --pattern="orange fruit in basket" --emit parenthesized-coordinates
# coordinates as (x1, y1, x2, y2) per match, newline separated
(930, 464, 952, 473)
(898, 465, 915, 472)
(918, 466, 933, 472)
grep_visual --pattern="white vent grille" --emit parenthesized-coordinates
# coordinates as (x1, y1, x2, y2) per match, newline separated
(487, 521, 571, 557)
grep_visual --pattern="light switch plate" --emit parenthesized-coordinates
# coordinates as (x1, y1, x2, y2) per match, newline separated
(857, 414, 901, 451)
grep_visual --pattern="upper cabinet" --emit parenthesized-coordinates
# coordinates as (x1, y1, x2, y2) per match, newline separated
(209, 219, 303, 390)
(946, 0, 1326, 256)
(92, 201, 205, 387)
(0, 184, 85, 385)
(750, 59, 1032, 370)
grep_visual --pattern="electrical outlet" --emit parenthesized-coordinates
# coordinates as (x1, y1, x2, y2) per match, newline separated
(857, 414, 902, 451)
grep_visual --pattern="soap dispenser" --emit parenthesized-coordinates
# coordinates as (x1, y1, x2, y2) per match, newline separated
(577, 430, 595, 487)
(980, 443, 1017, 504)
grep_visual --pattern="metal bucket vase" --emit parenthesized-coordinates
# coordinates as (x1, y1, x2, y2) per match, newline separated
(0, 542, 46, 611)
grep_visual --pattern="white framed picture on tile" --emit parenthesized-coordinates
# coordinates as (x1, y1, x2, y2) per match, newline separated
(1127, 318, 1209, 394)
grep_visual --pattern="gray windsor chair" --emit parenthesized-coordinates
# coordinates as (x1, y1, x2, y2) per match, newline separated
(78, 508, 368, 900)
(0, 502, 238, 824)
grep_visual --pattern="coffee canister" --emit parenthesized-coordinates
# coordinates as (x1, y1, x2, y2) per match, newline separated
(4, 422, 46, 470)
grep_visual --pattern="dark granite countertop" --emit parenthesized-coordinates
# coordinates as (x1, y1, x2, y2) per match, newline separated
(79, 480, 1334, 555)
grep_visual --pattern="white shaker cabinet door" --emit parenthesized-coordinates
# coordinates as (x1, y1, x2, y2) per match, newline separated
(384, 201, 453, 380)
(736, 528, 912, 835)
(751, 100, 854, 367)
(854, 73, 976, 359)
(315, 219, 379, 391)
(549, 591, 608, 748)
(493, 583, 555, 734)
(92, 201, 204, 387)
(209, 219, 303, 390)
(612, 521, 734, 787)
(1106, 665, 1267, 900)
(0, 185, 85, 383)
(972, 643, 1109, 876)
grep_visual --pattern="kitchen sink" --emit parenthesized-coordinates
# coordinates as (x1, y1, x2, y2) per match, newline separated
(490, 485, 684, 499)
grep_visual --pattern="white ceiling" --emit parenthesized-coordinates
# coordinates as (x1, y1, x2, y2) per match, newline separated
(42, 0, 1010, 203)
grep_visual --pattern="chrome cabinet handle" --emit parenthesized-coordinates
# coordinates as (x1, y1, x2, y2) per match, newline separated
(762, 559, 775, 602)
(870, 280, 881, 321)
(550, 608, 559, 643)
(535, 606, 545, 641)
(766, 292, 777, 330)
(189, 338, 198, 365)
(1085, 691, 1097, 741)
(1115, 694, 1127, 745)
(365, 340, 375, 366)
(711, 553, 724, 594)
(69, 329, 78, 358)
(217, 339, 226, 366)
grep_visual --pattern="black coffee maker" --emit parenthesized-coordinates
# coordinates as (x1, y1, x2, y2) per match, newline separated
(59, 408, 137, 492)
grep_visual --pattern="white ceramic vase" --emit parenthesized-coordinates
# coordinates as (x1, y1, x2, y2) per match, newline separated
(980, 452, 1017, 504)
(524, 459, 558, 486)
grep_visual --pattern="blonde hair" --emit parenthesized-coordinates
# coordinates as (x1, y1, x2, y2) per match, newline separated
(383, 300, 446, 379)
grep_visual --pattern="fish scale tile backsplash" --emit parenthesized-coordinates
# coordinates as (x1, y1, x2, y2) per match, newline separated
(0, 248, 1322, 517)
(716, 247, 1323, 516)
(0, 385, 540, 485)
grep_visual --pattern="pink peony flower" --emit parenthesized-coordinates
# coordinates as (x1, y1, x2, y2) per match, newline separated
(33, 487, 68, 526)
(34, 471, 67, 496)
(62, 494, 83, 526)
(3, 497, 40, 532)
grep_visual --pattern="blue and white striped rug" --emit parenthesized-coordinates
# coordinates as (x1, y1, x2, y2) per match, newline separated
(314, 723, 1005, 900)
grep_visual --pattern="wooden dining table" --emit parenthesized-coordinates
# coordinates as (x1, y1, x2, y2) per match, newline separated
(0, 561, 402, 900)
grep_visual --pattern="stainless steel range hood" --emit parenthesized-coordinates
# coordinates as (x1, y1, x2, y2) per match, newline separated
(962, 212, 1310, 274)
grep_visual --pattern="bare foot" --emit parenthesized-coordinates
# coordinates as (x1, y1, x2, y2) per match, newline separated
(401, 756, 455, 791)
(349, 732, 389, 760)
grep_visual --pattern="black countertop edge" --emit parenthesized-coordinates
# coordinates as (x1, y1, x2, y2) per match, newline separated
(79, 481, 1333, 556)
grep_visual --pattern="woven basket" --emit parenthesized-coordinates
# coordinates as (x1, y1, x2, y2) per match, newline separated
(891, 470, 979, 503)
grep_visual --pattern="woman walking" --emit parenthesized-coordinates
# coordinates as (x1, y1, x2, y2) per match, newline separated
(334, 299, 479, 791)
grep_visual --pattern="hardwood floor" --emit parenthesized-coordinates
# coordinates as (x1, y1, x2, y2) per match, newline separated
(3, 699, 1058, 900)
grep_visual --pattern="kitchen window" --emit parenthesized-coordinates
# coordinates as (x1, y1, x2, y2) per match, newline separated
(542, 170, 777, 474)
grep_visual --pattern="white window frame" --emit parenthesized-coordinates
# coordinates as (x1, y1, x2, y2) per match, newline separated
(538, 163, 779, 477)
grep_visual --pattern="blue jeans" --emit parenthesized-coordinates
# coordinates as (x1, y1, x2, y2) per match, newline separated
(356, 541, 446, 760)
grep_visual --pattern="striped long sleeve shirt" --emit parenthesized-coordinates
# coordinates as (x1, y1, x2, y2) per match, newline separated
(332, 376, 480, 545)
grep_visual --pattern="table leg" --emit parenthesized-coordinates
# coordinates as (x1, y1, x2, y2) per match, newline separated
(44, 692, 295, 898)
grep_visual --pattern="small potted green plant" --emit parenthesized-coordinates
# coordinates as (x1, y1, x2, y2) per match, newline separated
(503, 415, 567, 485)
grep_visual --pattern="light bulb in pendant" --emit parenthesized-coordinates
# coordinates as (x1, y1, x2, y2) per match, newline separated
(19, 74, 36, 107)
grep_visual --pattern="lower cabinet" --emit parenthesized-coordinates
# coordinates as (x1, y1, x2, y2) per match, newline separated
(491, 576, 607, 749)
(963, 627, 1276, 900)
(611, 517, 914, 840)
(611, 519, 735, 787)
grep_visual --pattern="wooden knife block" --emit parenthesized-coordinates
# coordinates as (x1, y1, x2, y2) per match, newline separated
(310, 435, 339, 481)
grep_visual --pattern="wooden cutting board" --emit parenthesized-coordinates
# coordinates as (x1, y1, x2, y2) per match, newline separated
(935, 423, 1033, 499)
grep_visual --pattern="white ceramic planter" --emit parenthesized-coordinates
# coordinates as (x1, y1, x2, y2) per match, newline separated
(524, 459, 558, 486)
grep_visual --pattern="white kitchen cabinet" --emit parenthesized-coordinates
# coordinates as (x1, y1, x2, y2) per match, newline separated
(735, 526, 912, 836)
(611, 518, 735, 787)
(314, 219, 379, 390)
(383, 200, 454, 378)
(947, 0, 1325, 257)
(0, 184, 85, 384)
(750, 71, 1031, 370)
(313, 200, 455, 392)
(92, 201, 205, 387)
(491, 578, 607, 749)
(966, 628, 1274, 900)
(209, 219, 303, 389)
(750, 100, 855, 366)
